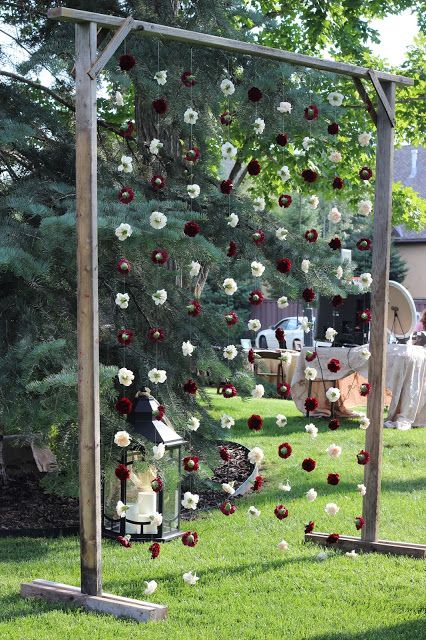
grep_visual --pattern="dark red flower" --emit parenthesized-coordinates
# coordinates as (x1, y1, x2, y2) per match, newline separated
(247, 159, 261, 176)
(276, 257, 292, 274)
(305, 350, 317, 362)
(220, 179, 233, 194)
(248, 86, 262, 102)
(187, 300, 202, 317)
(305, 397, 318, 412)
(225, 311, 238, 326)
(117, 258, 132, 274)
(248, 348, 255, 364)
(278, 442, 292, 459)
(329, 236, 342, 250)
(222, 383, 237, 398)
(305, 228, 318, 243)
(117, 535, 132, 548)
(327, 358, 341, 373)
(356, 238, 372, 251)
(305, 521, 315, 534)
(253, 475, 263, 491)
(274, 504, 289, 520)
(302, 288, 316, 303)
(357, 449, 370, 465)
(115, 397, 133, 415)
(119, 121, 135, 139)
(360, 383, 371, 397)
(277, 382, 291, 398)
(355, 515, 365, 531)
(327, 473, 340, 485)
(358, 309, 372, 323)
(117, 329, 134, 345)
(227, 241, 237, 257)
(252, 229, 265, 245)
(118, 187, 134, 204)
(184, 220, 201, 237)
(328, 122, 339, 135)
(279, 194, 292, 208)
(151, 476, 163, 492)
(182, 530, 199, 547)
(332, 176, 344, 190)
(183, 456, 199, 472)
(332, 295, 344, 308)
(181, 70, 196, 87)
(151, 248, 169, 265)
(301, 168, 318, 183)
(149, 542, 161, 559)
(304, 104, 319, 120)
(152, 98, 168, 114)
(185, 147, 200, 162)
(249, 289, 264, 306)
(115, 463, 130, 481)
(359, 166, 373, 181)
(151, 174, 165, 190)
(327, 533, 340, 545)
(148, 327, 165, 343)
(275, 327, 285, 344)
(220, 111, 233, 125)
(220, 501, 236, 516)
(276, 132, 289, 146)
(302, 457, 316, 472)
(219, 446, 232, 462)
(183, 379, 198, 394)
(248, 414, 263, 431)
(328, 418, 340, 431)
(153, 404, 165, 420)
(119, 54, 136, 71)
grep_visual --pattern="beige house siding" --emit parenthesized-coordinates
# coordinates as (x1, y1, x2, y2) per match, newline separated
(396, 243, 426, 299)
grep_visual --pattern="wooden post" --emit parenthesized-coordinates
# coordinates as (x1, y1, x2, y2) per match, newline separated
(362, 80, 396, 542)
(75, 21, 102, 596)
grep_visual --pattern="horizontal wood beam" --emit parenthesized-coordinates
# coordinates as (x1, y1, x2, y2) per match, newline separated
(305, 533, 426, 558)
(47, 7, 413, 86)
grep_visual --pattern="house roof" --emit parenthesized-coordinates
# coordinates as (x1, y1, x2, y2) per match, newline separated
(392, 146, 426, 244)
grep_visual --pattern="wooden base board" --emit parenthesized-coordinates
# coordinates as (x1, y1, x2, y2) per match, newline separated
(21, 579, 167, 622)
(305, 533, 426, 558)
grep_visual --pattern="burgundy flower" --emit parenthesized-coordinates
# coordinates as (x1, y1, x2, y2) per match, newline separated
(148, 327, 165, 343)
(220, 501, 236, 516)
(117, 535, 131, 548)
(302, 457, 316, 472)
(276, 132, 289, 146)
(151, 248, 169, 265)
(360, 383, 371, 397)
(253, 475, 263, 491)
(249, 289, 264, 306)
(117, 258, 132, 274)
(327, 358, 341, 373)
(358, 309, 372, 323)
(225, 311, 238, 326)
(119, 53, 136, 71)
(183, 456, 199, 472)
(276, 257, 292, 274)
(115, 397, 133, 415)
(184, 220, 201, 237)
(301, 168, 318, 183)
(247, 159, 261, 176)
(183, 379, 198, 395)
(153, 404, 165, 420)
(332, 295, 344, 308)
(356, 238, 372, 251)
(327, 533, 340, 545)
(304, 104, 319, 120)
(222, 383, 237, 398)
(117, 329, 134, 346)
(181, 70, 196, 87)
(355, 515, 365, 531)
(305, 397, 318, 412)
(115, 463, 130, 481)
(187, 300, 202, 317)
(305, 521, 315, 534)
(277, 382, 291, 398)
(248, 414, 263, 431)
(328, 122, 339, 135)
(357, 449, 370, 465)
(329, 236, 342, 250)
(182, 531, 198, 547)
(252, 229, 265, 245)
(220, 179, 233, 194)
(248, 348, 255, 364)
(327, 473, 340, 485)
(118, 187, 134, 204)
(149, 542, 161, 559)
(302, 288, 316, 303)
(305, 350, 317, 362)
(305, 228, 318, 243)
(275, 327, 285, 344)
(151, 476, 163, 492)
(328, 418, 340, 431)
(279, 194, 292, 208)
(152, 98, 168, 114)
(185, 147, 200, 162)
(248, 86, 262, 102)
(119, 121, 135, 139)
(278, 442, 292, 459)
(274, 504, 289, 520)
(219, 446, 232, 462)
(359, 166, 373, 181)
(227, 241, 237, 257)
(332, 176, 344, 190)
(151, 174, 166, 190)
(220, 111, 233, 125)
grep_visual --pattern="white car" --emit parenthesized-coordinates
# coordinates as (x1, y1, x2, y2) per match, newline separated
(255, 316, 316, 351)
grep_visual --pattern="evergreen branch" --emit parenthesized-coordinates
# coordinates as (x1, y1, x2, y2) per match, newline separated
(0, 151, 18, 181)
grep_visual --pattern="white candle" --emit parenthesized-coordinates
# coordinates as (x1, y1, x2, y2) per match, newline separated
(142, 522, 158, 534)
(137, 491, 157, 514)
(125, 504, 141, 534)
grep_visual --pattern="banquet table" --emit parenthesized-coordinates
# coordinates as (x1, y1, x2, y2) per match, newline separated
(291, 344, 426, 428)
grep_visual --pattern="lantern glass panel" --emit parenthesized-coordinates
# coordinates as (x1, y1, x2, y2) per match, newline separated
(125, 452, 159, 536)
(161, 446, 181, 535)
(103, 465, 122, 533)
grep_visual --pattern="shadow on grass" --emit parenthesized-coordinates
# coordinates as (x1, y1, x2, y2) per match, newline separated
(310, 618, 426, 640)
(0, 591, 78, 623)
(0, 538, 53, 563)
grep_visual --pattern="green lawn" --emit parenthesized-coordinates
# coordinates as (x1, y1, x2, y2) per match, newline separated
(1, 391, 425, 640)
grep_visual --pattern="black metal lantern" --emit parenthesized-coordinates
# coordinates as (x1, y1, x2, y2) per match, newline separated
(102, 389, 186, 542)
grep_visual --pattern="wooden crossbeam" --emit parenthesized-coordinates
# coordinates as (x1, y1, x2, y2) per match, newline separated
(305, 533, 426, 558)
(88, 16, 135, 78)
(368, 70, 396, 127)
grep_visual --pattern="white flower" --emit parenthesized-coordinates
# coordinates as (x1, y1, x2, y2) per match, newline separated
(325, 327, 338, 342)
(182, 340, 196, 357)
(328, 91, 344, 107)
(277, 539, 289, 550)
(360, 272, 373, 289)
(252, 384, 265, 399)
(144, 580, 158, 595)
(187, 183, 200, 199)
(329, 150, 342, 163)
(336, 265, 343, 280)
(302, 136, 314, 150)
(149, 138, 163, 155)
(277, 165, 290, 182)
(187, 416, 200, 431)
(317, 551, 328, 561)
(301, 259, 311, 274)
(276, 227, 288, 241)
(279, 481, 291, 492)
(361, 348, 371, 360)
(326, 387, 341, 403)
(221, 414, 235, 429)
(358, 132, 372, 147)
(114, 430, 131, 447)
(118, 367, 135, 387)
(276, 414, 287, 427)
(280, 352, 292, 365)
(300, 317, 311, 333)
(149, 512, 163, 526)
(152, 289, 167, 306)
(148, 368, 167, 384)
(115, 222, 133, 241)
(305, 423, 318, 439)
(181, 491, 199, 510)
(277, 101, 292, 113)
(223, 278, 238, 296)
(154, 69, 167, 85)
(359, 416, 370, 430)
(189, 261, 201, 277)
(115, 292, 130, 309)
(115, 500, 128, 517)
(304, 367, 318, 381)
(253, 117, 265, 134)
(183, 571, 199, 586)
(248, 446, 264, 465)
(221, 141, 238, 159)
(253, 196, 265, 212)
(308, 194, 319, 209)
(115, 91, 124, 106)
(248, 506, 261, 517)
(227, 212, 239, 228)
(345, 550, 359, 559)
(327, 443, 342, 458)
(222, 482, 235, 495)
(306, 488, 317, 502)
(183, 107, 199, 124)
(328, 207, 342, 223)
(251, 261, 265, 277)
(118, 155, 133, 173)
(152, 443, 166, 460)
(325, 502, 340, 515)
(248, 319, 261, 332)
(149, 211, 167, 229)
(223, 344, 238, 360)
(277, 296, 289, 309)
(357, 483, 367, 496)
(220, 78, 235, 95)
(358, 199, 373, 216)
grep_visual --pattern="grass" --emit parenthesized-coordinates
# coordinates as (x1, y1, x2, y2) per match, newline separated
(0, 390, 425, 640)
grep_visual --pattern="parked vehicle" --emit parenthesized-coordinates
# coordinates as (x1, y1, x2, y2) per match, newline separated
(255, 316, 316, 351)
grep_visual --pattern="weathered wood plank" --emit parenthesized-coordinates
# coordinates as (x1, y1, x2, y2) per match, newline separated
(47, 7, 413, 86)
(352, 77, 378, 126)
(305, 533, 426, 558)
(368, 70, 396, 127)
(88, 16, 135, 78)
